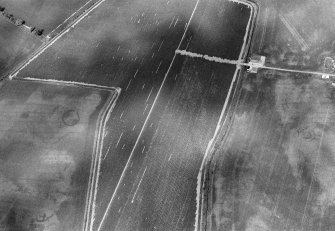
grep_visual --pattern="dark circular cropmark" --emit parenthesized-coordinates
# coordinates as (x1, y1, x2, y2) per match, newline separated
(62, 109, 80, 126)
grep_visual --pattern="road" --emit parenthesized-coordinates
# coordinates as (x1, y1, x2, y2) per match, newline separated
(10, 0, 254, 230)
(5, 0, 108, 80)
(0, 78, 119, 231)
(93, 0, 254, 230)
(98, 57, 239, 231)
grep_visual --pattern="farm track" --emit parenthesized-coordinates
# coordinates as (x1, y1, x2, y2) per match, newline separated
(3, 0, 108, 80)
(195, 0, 258, 230)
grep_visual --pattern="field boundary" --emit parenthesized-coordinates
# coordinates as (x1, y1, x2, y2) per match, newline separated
(9, 77, 121, 231)
(5, 0, 108, 80)
(94, 0, 202, 229)
(194, 0, 259, 230)
(47, 0, 98, 38)
(83, 85, 120, 231)
(13, 77, 120, 92)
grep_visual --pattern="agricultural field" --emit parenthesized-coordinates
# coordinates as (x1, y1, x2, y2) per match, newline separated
(12, 0, 255, 229)
(96, 58, 239, 231)
(16, 0, 199, 85)
(196, 0, 335, 230)
(0, 79, 118, 231)
(11, 0, 255, 229)
(4, 0, 335, 230)
(0, 0, 95, 34)
(203, 69, 335, 230)
(0, 17, 41, 78)
(178, 0, 252, 59)
(252, 0, 335, 72)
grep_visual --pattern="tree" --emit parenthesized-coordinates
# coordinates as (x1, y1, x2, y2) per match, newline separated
(36, 29, 44, 36)
(14, 18, 25, 26)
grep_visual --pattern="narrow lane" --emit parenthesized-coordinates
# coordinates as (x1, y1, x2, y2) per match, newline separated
(11, 0, 254, 230)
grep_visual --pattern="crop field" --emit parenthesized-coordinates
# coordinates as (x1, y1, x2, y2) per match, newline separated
(4, 0, 335, 230)
(179, 0, 252, 59)
(203, 69, 335, 230)
(7, 0, 256, 229)
(0, 79, 118, 231)
(16, 0, 199, 85)
(0, 0, 95, 34)
(10, 0, 255, 229)
(94, 57, 239, 230)
(252, 0, 335, 72)
(0, 17, 41, 78)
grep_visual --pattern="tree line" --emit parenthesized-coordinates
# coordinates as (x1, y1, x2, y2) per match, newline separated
(0, 5, 44, 36)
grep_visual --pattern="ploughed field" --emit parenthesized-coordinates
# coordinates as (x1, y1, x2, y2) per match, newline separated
(2, 0, 335, 230)
(252, 0, 335, 73)
(10, 0, 254, 229)
(205, 69, 335, 230)
(0, 79, 118, 231)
